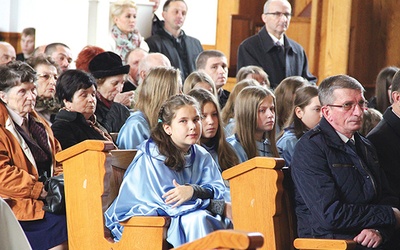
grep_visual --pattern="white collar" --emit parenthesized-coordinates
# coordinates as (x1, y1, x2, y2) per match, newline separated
(336, 131, 355, 144)
(6, 106, 28, 127)
(268, 32, 285, 46)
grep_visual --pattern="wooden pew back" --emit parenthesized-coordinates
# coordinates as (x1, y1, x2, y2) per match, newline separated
(223, 157, 356, 250)
(55, 140, 170, 250)
(56, 140, 265, 250)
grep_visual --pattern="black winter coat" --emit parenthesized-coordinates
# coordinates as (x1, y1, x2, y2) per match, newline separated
(237, 26, 316, 88)
(95, 98, 130, 133)
(51, 110, 106, 149)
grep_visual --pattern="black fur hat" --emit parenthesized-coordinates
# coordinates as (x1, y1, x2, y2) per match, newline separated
(88, 51, 129, 79)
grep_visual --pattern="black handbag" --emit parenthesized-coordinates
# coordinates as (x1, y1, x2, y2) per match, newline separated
(42, 174, 65, 214)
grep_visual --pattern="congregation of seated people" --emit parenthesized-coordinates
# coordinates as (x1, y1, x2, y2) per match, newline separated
(2, 0, 400, 249)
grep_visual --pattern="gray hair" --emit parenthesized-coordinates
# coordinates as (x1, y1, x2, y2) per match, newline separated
(263, 0, 291, 13)
(0, 61, 36, 92)
(318, 75, 365, 106)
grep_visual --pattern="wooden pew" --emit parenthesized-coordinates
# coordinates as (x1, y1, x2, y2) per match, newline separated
(223, 157, 357, 250)
(56, 140, 264, 250)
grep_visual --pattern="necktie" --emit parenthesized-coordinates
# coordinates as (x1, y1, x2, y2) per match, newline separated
(275, 41, 285, 67)
(346, 139, 357, 153)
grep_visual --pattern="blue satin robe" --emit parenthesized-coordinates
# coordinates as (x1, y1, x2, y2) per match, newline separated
(116, 110, 150, 149)
(226, 134, 275, 163)
(224, 118, 235, 138)
(104, 139, 231, 247)
(201, 143, 231, 202)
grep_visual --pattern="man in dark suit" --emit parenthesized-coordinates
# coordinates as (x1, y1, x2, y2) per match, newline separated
(367, 70, 400, 200)
(237, 0, 316, 88)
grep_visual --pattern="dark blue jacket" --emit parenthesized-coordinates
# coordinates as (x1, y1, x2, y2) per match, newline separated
(291, 117, 397, 242)
(367, 107, 400, 199)
(237, 26, 316, 88)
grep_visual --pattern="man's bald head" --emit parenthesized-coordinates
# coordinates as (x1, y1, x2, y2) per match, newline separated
(138, 53, 171, 84)
(0, 42, 16, 65)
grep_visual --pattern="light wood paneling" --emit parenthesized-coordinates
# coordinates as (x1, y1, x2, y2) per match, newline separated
(216, 0, 240, 64)
(0, 32, 20, 53)
(286, 17, 311, 59)
(348, 0, 400, 92)
(309, 0, 352, 83)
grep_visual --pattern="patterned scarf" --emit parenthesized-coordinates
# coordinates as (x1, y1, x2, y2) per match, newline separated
(85, 114, 114, 143)
(35, 96, 61, 113)
(111, 24, 141, 60)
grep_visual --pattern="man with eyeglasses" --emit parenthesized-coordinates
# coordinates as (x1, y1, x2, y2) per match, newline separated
(237, 0, 316, 89)
(291, 74, 400, 249)
(368, 71, 400, 210)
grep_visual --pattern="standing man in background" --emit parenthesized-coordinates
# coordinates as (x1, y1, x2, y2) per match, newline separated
(237, 0, 316, 88)
(146, 0, 203, 80)
(16, 27, 35, 62)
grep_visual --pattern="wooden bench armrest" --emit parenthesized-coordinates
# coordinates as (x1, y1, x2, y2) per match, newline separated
(121, 216, 170, 228)
(294, 238, 356, 250)
(173, 230, 264, 250)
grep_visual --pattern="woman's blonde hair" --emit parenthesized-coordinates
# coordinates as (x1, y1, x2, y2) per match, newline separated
(135, 67, 182, 128)
(110, 0, 137, 25)
(236, 65, 270, 88)
(221, 79, 259, 125)
(183, 71, 217, 97)
(234, 86, 279, 158)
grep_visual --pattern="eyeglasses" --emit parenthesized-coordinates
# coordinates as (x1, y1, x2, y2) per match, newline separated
(37, 73, 58, 81)
(326, 100, 368, 111)
(264, 12, 292, 18)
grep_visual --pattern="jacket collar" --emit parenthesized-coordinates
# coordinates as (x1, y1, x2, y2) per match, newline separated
(54, 109, 87, 123)
(317, 117, 372, 153)
(259, 26, 297, 54)
(382, 107, 400, 136)
(0, 102, 37, 167)
(157, 27, 186, 41)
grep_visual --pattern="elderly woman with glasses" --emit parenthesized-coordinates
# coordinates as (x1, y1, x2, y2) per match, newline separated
(0, 61, 67, 250)
(27, 55, 61, 125)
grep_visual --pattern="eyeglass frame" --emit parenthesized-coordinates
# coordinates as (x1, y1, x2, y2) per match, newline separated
(326, 100, 368, 111)
(264, 12, 292, 18)
(37, 73, 59, 81)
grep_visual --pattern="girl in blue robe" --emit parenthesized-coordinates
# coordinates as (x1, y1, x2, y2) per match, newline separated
(276, 86, 321, 166)
(116, 67, 182, 149)
(105, 94, 232, 247)
(221, 79, 258, 138)
(226, 86, 280, 163)
(188, 88, 239, 202)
